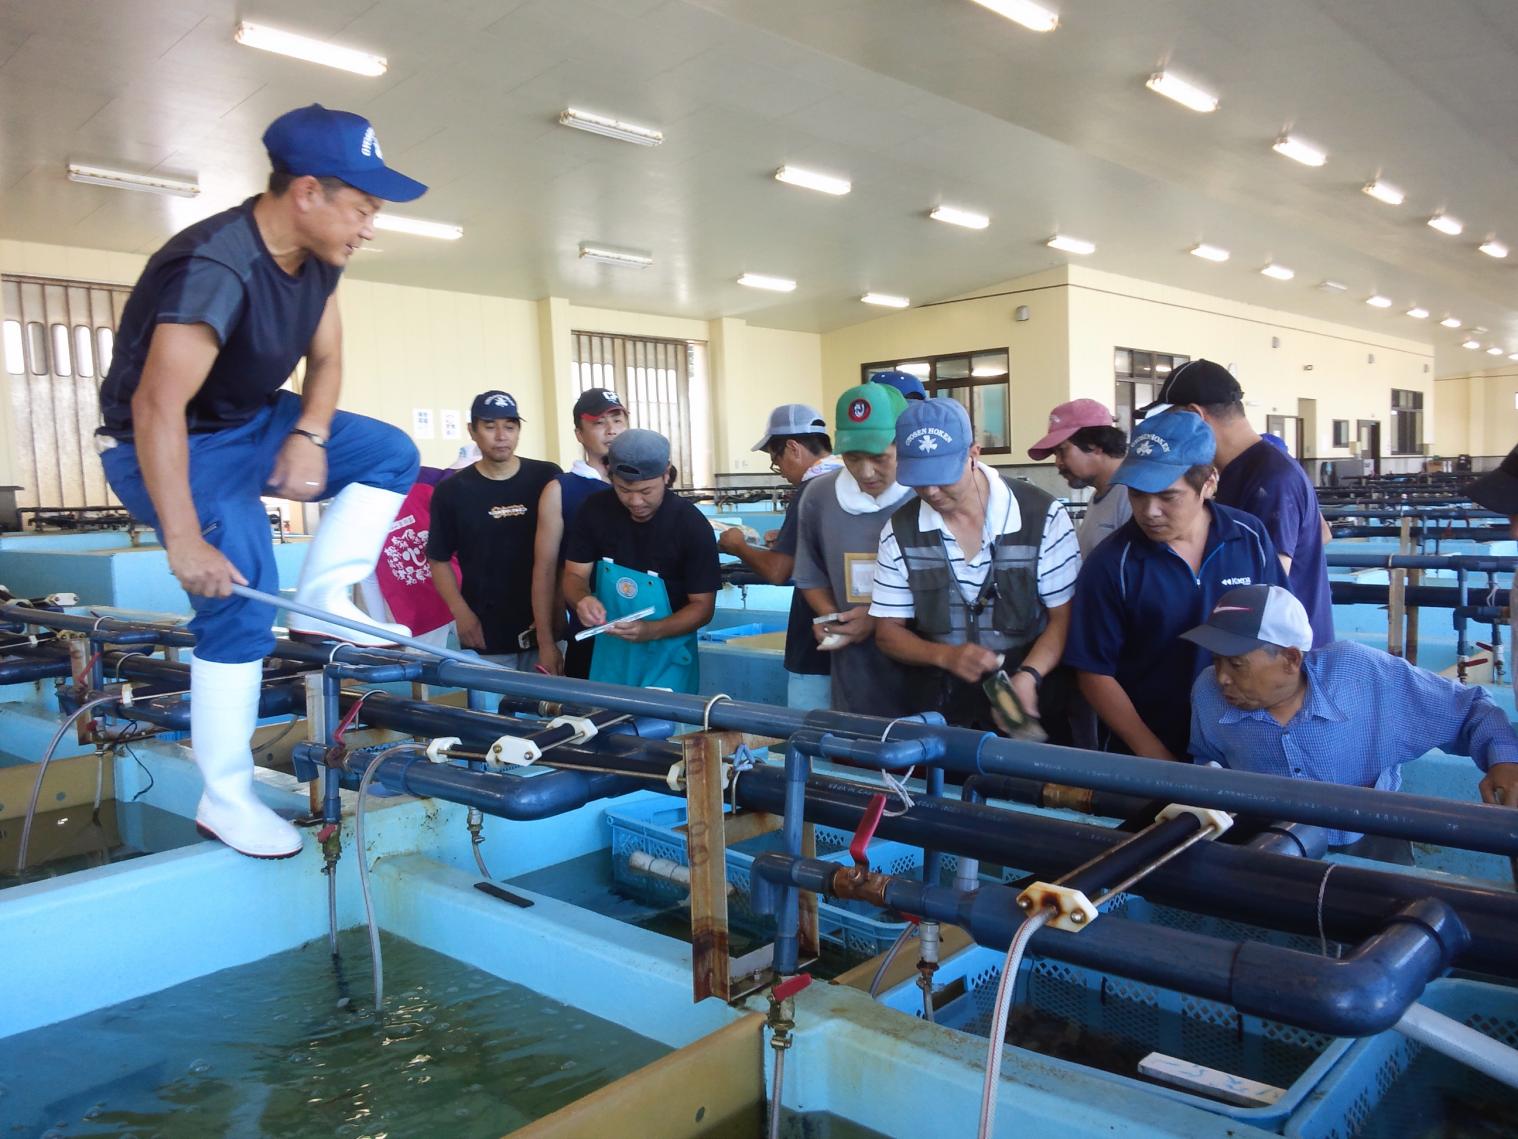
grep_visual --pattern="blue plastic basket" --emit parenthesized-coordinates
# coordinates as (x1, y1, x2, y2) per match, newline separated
(881, 940, 1351, 1129)
(605, 797, 1008, 957)
(1285, 978, 1518, 1139)
(697, 620, 785, 643)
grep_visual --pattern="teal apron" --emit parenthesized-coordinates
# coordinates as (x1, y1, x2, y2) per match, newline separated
(588, 559, 701, 694)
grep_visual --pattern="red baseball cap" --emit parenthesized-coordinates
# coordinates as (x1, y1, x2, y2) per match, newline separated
(1027, 399, 1116, 460)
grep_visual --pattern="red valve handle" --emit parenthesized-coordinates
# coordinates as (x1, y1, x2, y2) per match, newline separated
(317, 824, 339, 843)
(850, 793, 888, 867)
(772, 973, 813, 1002)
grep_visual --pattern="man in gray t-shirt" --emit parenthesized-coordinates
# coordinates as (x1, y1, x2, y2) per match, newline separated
(1027, 399, 1131, 558)
(794, 384, 914, 716)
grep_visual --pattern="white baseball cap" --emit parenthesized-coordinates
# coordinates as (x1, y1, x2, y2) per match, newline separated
(752, 404, 827, 451)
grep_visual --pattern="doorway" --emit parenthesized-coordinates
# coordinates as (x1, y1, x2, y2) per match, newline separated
(1356, 419, 1381, 476)
(1265, 414, 1303, 459)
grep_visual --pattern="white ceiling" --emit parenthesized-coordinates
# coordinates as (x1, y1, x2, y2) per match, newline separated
(2, 0, 1516, 349)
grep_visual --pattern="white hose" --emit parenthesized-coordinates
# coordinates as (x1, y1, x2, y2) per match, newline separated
(17, 695, 121, 874)
(869, 921, 920, 999)
(1396, 1001, 1518, 1090)
(354, 745, 414, 1013)
(978, 908, 1053, 1139)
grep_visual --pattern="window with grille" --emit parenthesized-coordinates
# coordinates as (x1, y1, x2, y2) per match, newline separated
(1390, 389, 1424, 455)
(571, 332, 704, 487)
(860, 348, 1010, 454)
(2, 275, 131, 511)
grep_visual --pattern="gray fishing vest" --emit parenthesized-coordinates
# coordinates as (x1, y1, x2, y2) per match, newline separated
(889, 477, 1053, 662)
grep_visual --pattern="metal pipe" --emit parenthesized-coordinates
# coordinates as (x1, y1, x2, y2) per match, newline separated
(751, 855, 1468, 1037)
(1327, 551, 1518, 571)
(1054, 813, 1203, 903)
(1396, 1001, 1518, 1091)
(727, 768, 1518, 977)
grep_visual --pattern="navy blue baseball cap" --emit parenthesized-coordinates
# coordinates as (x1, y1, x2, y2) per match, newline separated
(895, 398, 973, 487)
(262, 104, 427, 203)
(470, 391, 521, 422)
(1111, 410, 1216, 493)
(870, 370, 928, 400)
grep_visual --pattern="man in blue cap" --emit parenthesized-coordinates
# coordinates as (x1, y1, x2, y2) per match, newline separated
(1064, 411, 1286, 759)
(870, 369, 928, 401)
(871, 398, 1080, 731)
(94, 104, 428, 858)
(427, 390, 561, 698)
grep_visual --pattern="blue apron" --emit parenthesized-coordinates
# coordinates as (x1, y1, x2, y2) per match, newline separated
(588, 559, 701, 694)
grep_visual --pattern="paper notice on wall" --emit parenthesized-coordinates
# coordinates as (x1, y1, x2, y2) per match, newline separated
(412, 408, 434, 439)
(441, 409, 461, 439)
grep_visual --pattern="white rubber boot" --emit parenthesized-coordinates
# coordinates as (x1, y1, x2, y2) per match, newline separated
(288, 483, 410, 645)
(190, 657, 302, 859)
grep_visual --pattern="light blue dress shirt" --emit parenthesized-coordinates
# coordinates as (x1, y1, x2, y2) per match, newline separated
(1189, 640, 1518, 845)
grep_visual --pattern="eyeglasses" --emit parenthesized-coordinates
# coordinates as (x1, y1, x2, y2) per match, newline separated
(766, 443, 788, 473)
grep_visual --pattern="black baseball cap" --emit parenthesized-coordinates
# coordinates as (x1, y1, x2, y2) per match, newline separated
(1143, 359, 1242, 414)
(573, 388, 626, 421)
(1466, 444, 1518, 515)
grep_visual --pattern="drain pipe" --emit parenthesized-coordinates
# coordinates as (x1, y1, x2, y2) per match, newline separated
(1396, 1001, 1518, 1090)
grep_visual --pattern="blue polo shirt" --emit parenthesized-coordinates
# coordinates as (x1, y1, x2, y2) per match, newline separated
(1215, 440, 1333, 648)
(1064, 501, 1285, 756)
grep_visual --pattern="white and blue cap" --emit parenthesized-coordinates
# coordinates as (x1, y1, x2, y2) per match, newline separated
(895, 397, 973, 487)
(1181, 585, 1313, 657)
(752, 403, 826, 451)
(470, 390, 521, 422)
(263, 104, 427, 203)
(1111, 410, 1216, 493)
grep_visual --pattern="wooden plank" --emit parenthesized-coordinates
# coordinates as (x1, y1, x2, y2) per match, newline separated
(722, 810, 780, 846)
(684, 729, 742, 1003)
(511, 1013, 764, 1139)
(0, 751, 113, 821)
(798, 822, 820, 959)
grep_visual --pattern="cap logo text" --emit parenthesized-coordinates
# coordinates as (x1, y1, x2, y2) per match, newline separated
(361, 126, 382, 159)
(905, 425, 953, 453)
(1131, 432, 1170, 456)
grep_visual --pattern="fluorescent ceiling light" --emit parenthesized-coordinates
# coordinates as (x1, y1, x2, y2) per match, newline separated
(1463, 339, 1482, 349)
(861, 293, 910, 308)
(1362, 180, 1404, 206)
(1260, 263, 1294, 280)
(897, 362, 931, 376)
(1509, 354, 1518, 362)
(1318, 280, 1347, 293)
(234, 21, 386, 76)
(1440, 316, 1463, 328)
(1190, 243, 1229, 262)
(1405, 307, 1429, 320)
(1427, 213, 1463, 236)
(1489, 346, 1505, 356)
(1272, 135, 1326, 167)
(930, 204, 990, 229)
(775, 166, 851, 196)
(578, 242, 653, 268)
(1146, 70, 1218, 113)
(1047, 234, 1095, 255)
(967, 0, 1059, 32)
(737, 272, 796, 292)
(66, 163, 200, 197)
(559, 107, 663, 147)
(1480, 239, 1509, 259)
(373, 214, 463, 240)
(1365, 295, 1393, 308)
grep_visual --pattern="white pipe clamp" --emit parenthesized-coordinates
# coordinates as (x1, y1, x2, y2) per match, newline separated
(425, 736, 461, 763)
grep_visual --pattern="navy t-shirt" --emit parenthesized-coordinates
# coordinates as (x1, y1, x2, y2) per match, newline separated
(98, 197, 341, 437)
(1215, 440, 1334, 647)
(562, 489, 721, 614)
(775, 481, 829, 677)
(426, 459, 562, 653)
(1064, 502, 1285, 757)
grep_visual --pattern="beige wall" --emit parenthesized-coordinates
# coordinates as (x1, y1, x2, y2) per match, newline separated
(1, 239, 826, 487)
(818, 263, 1436, 463)
(1434, 369, 1518, 458)
(1065, 267, 1434, 459)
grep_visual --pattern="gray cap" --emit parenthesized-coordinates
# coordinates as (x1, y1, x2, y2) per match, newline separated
(752, 403, 826, 451)
(607, 429, 671, 481)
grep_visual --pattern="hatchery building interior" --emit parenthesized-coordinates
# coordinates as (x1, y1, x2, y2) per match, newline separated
(5, 2, 1518, 1137)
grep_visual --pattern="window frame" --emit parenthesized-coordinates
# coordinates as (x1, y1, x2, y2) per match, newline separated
(860, 346, 1011, 455)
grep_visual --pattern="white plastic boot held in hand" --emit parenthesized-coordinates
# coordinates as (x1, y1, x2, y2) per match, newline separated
(190, 656, 302, 859)
(288, 483, 411, 645)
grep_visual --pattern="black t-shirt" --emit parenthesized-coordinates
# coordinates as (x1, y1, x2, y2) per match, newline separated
(775, 482, 828, 676)
(562, 489, 720, 614)
(99, 197, 341, 436)
(426, 459, 561, 652)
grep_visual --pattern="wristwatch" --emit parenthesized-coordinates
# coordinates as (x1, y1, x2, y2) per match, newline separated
(1015, 664, 1043, 688)
(290, 428, 327, 449)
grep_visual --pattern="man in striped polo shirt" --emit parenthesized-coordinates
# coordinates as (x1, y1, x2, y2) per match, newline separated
(871, 398, 1081, 734)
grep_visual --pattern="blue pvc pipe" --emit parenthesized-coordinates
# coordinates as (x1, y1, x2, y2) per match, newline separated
(750, 854, 1467, 1037)
(773, 742, 809, 976)
(0, 655, 71, 683)
(922, 766, 945, 888)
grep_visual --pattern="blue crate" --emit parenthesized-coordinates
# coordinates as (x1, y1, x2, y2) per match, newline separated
(1286, 978, 1518, 1139)
(881, 940, 1351, 1129)
(605, 797, 1003, 958)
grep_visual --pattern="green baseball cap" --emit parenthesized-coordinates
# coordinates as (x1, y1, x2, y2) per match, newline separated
(834, 383, 907, 454)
